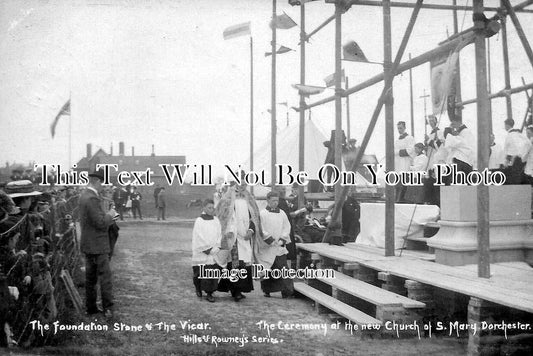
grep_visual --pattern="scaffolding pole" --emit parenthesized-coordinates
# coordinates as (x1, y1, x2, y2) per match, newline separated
(500, 10, 513, 121)
(323, 0, 424, 247)
(303, 31, 475, 111)
(474, 0, 491, 279)
(383, 0, 395, 257)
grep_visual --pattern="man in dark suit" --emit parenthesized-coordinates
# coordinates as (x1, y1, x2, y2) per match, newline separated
(79, 167, 117, 318)
(157, 187, 166, 221)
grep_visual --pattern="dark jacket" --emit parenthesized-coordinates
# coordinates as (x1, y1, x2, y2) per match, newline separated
(79, 188, 113, 254)
(157, 190, 166, 208)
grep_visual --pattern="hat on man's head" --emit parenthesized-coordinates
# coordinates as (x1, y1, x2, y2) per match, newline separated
(4, 180, 42, 198)
(88, 167, 105, 181)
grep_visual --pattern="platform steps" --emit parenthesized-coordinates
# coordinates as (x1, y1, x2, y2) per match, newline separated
(295, 255, 425, 334)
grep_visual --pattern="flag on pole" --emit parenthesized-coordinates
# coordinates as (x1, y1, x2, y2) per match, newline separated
(50, 99, 71, 138)
(323, 69, 345, 87)
(270, 13, 297, 30)
(292, 84, 325, 96)
(430, 51, 460, 115)
(223, 22, 251, 40)
(342, 41, 369, 62)
(264, 45, 294, 57)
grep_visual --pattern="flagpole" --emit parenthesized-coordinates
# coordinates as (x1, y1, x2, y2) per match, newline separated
(298, 1, 306, 209)
(334, 0, 343, 209)
(346, 76, 351, 141)
(69, 91, 72, 168)
(271, 0, 277, 185)
(409, 54, 415, 138)
(250, 35, 254, 194)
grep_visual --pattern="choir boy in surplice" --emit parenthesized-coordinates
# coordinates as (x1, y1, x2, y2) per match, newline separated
(258, 190, 294, 298)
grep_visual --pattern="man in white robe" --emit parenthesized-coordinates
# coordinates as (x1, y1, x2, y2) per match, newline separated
(503, 119, 532, 184)
(191, 199, 223, 302)
(215, 178, 268, 301)
(489, 133, 506, 171)
(258, 190, 293, 298)
(395, 121, 415, 202)
(443, 117, 475, 177)
(424, 115, 447, 169)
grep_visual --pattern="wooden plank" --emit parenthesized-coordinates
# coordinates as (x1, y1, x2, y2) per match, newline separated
(60, 269, 83, 315)
(365, 259, 533, 314)
(339, 242, 436, 261)
(316, 272, 425, 309)
(294, 282, 382, 326)
(297, 243, 392, 262)
(296, 243, 533, 313)
(457, 263, 533, 287)
(491, 262, 533, 271)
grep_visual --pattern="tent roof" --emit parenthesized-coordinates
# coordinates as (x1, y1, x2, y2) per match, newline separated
(245, 119, 328, 181)
(244, 119, 373, 189)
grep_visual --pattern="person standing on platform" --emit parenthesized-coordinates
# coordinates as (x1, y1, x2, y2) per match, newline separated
(130, 187, 143, 220)
(503, 119, 531, 184)
(191, 199, 223, 302)
(424, 116, 446, 205)
(79, 167, 118, 318)
(425, 115, 446, 169)
(411, 143, 429, 172)
(341, 187, 360, 243)
(443, 116, 475, 178)
(394, 121, 415, 202)
(258, 191, 293, 298)
(489, 133, 506, 171)
(157, 188, 166, 221)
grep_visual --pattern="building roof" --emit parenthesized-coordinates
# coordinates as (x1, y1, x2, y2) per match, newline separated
(95, 155, 186, 176)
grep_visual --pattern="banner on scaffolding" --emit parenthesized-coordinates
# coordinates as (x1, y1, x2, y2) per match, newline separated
(430, 50, 460, 117)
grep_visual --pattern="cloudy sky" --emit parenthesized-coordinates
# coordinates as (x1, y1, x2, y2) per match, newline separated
(1, 0, 532, 176)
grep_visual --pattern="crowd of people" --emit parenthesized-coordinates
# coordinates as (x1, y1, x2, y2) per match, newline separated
(394, 114, 533, 205)
(0, 180, 81, 347)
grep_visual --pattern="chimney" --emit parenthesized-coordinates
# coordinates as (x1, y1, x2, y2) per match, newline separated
(119, 142, 125, 156)
(131, 146, 135, 156)
(151, 144, 155, 157)
(86, 143, 92, 158)
(110, 143, 113, 156)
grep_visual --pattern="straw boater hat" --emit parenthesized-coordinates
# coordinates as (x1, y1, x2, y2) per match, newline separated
(4, 180, 43, 199)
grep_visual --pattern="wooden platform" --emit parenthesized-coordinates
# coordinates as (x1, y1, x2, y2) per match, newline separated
(297, 242, 533, 314)
(316, 272, 425, 309)
(294, 283, 382, 326)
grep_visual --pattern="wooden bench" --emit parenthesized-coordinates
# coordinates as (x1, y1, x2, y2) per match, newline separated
(294, 282, 382, 326)
(316, 272, 425, 309)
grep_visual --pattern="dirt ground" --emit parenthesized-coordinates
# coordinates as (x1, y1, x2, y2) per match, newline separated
(17, 221, 467, 356)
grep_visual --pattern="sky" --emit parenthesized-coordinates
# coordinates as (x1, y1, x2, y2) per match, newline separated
(1, 0, 532, 177)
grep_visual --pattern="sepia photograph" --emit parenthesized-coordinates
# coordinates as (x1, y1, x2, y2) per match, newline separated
(1, 0, 533, 355)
